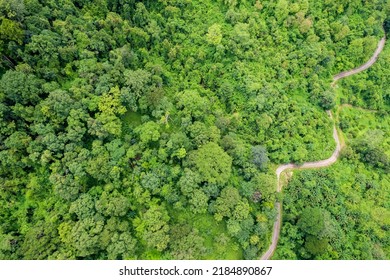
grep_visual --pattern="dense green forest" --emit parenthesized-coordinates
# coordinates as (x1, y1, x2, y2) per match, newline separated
(0, 0, 388, 259)
(275, 107, 389, 259)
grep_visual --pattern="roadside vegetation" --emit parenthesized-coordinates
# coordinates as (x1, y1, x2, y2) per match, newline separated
(0, 0, 388, 259)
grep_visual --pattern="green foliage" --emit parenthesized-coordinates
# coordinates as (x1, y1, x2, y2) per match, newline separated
(252, 145, 269, 171)
(189, 142, 232, 185)
(318, 90, 336, 110)
(339, 107, 389, 170)
(95, 190, 130, 217)
(206, 24, 222, 46)
(275, 162, 389, 259)
(338, 40, 390, 111)
(0, 0, 388, 261)
(135, 204, 170, 252)
(176, 90, 209, 121)
(189, 189, 208, 214)
(0, 0, 26, 21)
(169, 225, 206, 259)
(384, 18, 390, 34)
(304, 235, 329, 256)
(298, 207, 335, 239)
(0, 17, 23, 44)
(135, 121, 160, 144)
(353, 130, 389, 170)
(0, 70, 43, 105)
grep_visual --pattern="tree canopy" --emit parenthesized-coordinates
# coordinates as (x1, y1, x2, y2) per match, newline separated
(0, 0, 388, 260)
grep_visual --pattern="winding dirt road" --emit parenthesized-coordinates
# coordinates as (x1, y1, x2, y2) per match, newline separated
(332, 37, 386, 86)
(260, 34, 386, 260)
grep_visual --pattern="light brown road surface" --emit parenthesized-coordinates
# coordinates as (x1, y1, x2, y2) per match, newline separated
(261, 113, 340, 260)
(260, 34, 386, 260)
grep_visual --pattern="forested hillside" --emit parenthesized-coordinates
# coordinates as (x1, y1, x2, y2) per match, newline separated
(0, 0, 388, 259)
(273, 31, 390, 260)
(275, 110, 390, 259)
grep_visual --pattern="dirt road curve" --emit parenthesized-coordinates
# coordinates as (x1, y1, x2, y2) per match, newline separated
(261, 114, 340, 260)
(260, 34, 386, 260)
(276, 118, 341, 190)
(332, 37, 386, 85)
